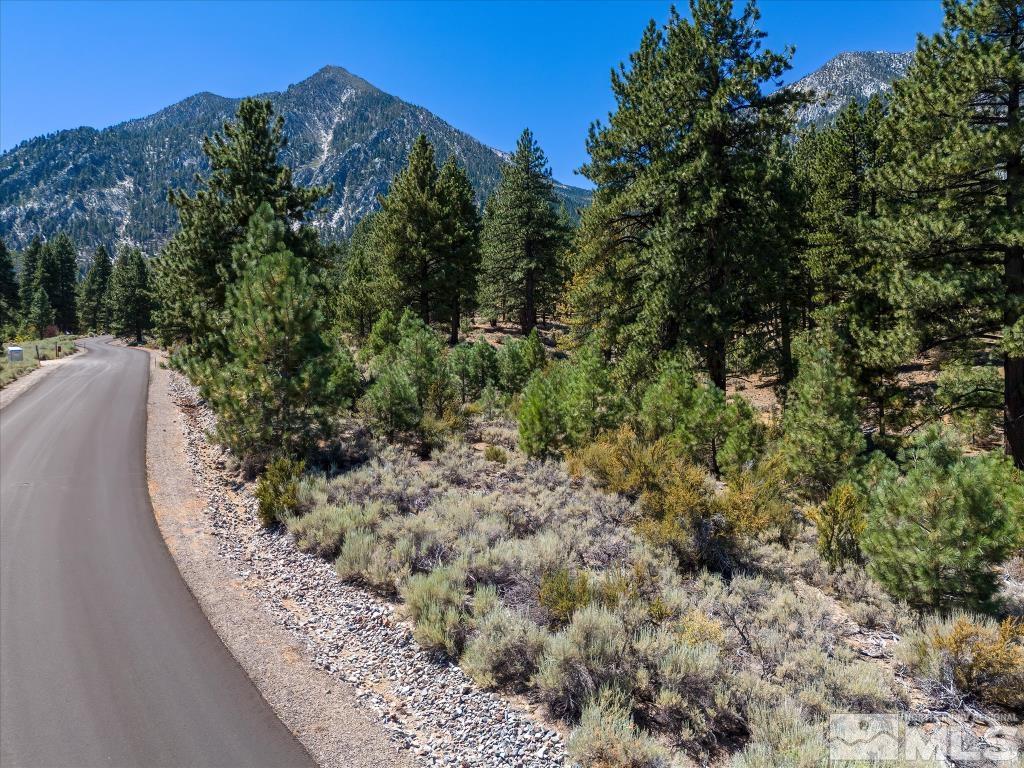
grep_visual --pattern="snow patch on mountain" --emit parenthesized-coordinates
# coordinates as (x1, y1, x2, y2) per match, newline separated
(790, 51, 913, 129)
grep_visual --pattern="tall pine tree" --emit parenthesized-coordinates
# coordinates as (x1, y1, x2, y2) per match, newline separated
(372, 134, 479, 338)
(200, 203, 351, 466)
(0, 239, 19, 332)
(873, 0, 1024, 466)
(27, 280, 54, 337)
(336, 213, 398, 339)
(570, 0, 802, 389)
(437, 157, 482, 343)
(39, 233, 78, 332)
(156, 98, 329, 361)
(799, 98, 917, 438)
(109, 247, 152, 344)
(18, 237, 42, 317)
(372, 135, 446, 324)
(78, 245, 113, 333)
(478, 129, 565, 335)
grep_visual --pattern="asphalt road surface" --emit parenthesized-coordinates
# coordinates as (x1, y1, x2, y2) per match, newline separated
(1, 338, 314, 768)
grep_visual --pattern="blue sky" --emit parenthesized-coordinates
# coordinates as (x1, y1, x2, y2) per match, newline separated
(1, 1, 943, 184)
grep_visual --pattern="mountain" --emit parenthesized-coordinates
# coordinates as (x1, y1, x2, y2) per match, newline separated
(0, 54, 913, 256)
(790, 51, 914, 129)
(0, 66, 592, 255)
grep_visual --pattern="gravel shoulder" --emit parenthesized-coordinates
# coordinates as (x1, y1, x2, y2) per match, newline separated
(144, 349, 411, 768)
(148, 352, 570, 768)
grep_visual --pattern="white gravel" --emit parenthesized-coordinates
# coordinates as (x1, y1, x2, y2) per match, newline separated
(167, 370, 570, 768)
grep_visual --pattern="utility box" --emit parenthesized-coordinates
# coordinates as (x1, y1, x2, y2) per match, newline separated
(6, 346, 23, 363)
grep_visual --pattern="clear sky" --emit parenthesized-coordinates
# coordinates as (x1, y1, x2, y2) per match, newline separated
(1, 0, 943, 184)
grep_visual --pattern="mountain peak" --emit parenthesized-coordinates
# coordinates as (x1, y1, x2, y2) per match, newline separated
(790, 50, 913, 129)
(293, 65, 380, 94)
(0, 64, 590, 254)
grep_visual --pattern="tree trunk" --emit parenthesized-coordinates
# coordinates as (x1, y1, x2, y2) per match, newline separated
(1005, 70, 1023, 468)
(779, 308, 794, 398)
(1006, 346, 1024, 469)
(420, 255, 431, 324)
(449, 296, 460, 346)
(707, 335, 727, 392)
(521, 268, 537, 335)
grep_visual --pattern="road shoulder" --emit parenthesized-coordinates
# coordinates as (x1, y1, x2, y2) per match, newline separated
(144, 349, 411, 768)
(0, 352, 79, 411)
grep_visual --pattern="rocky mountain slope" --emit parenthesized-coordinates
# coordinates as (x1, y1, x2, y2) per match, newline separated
(0, 66, 590, 255)
(791, 50, 914, 129)
(0, 52, 912, 256)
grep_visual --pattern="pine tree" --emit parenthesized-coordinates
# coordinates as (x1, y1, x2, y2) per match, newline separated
(18, 237, 42, 316)
(109, 247, 152, 343)
(156, 98, 329, 361)
(39, 233, 79, 332)
(437, 157, 482, 343)
(371, 135, 447, 325)
(562, 344, 622, 448)
(519, 366, 568, 457)
(781, 331, 866, 500)
(873, 0, 1024, 466)
(336, 213, 397, 339)
(570, 0, 802, 389)
(800, 97, 916, 438)
(27, 282, 54, 337)
(479, 129, 565, 334)
(0, 239, 19, 331)
(78, 245, 113, 333)
(861, 426, 1023, 613)
(199, 203, 349, 465)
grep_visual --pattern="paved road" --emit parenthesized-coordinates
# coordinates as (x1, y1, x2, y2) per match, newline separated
(1, 338, 314, 768)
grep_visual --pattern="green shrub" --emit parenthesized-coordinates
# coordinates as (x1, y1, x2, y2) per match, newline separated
(717, 396, 768, 478)
(461, 606, 548, 690)
(637, 628, 726, 746)
(935, 362, 1002, 447)
(861, 427, 1023, 613)
(731, 698, 827, 768)
(483, 444, 508, 464)
(534, 605, 636, 720)
(401, 566, 470, 656)
(562, 344, 623, 447)
(255, 457, 305, 527)
(362, 308, 400, 362)
(897, 612, 1024, 710)
(497, 329, 546, 393)
(636, 355, 764, 477)
(450, 340, 499, 403)
(522, 328, 547, 370)
(807, 481, 866, 570)
(780, 333, 866, 500)
(569, 688, 672, 768)
(287, 501, 382, 558)
(539, 568, 592, 627)
(361, 364, 422, 437)
(334, 528, 378, 581)
(396, 310, 453, 416)
(518, 366, 568, 457)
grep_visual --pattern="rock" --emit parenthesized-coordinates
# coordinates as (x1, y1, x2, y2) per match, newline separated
(169, 370, 567, 768)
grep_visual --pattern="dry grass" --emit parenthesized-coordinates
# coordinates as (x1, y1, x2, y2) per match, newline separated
(0, 335, 78, 388)
(288, 426, 913, 765)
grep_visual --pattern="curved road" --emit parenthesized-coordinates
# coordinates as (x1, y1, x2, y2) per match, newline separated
(1, 338, 314, 768)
